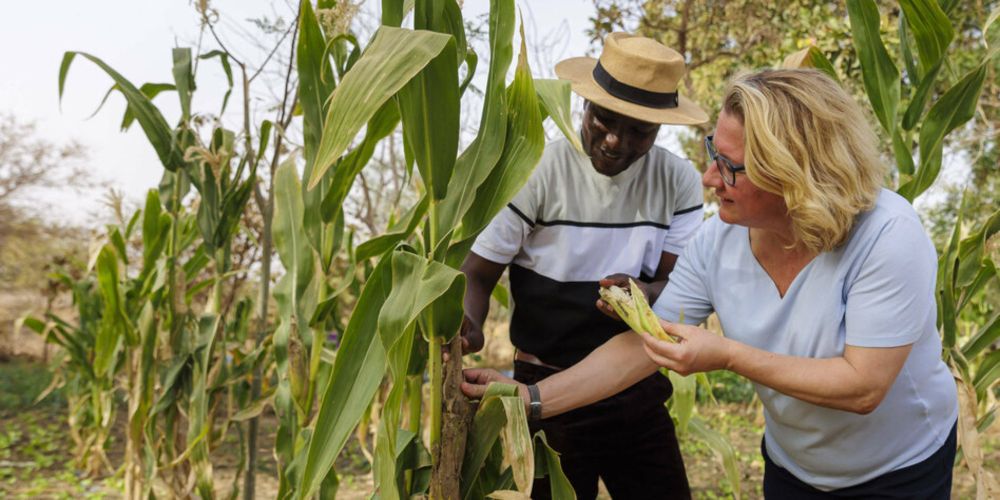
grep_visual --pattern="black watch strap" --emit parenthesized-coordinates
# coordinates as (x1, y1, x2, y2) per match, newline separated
(527, 384, 542, 421)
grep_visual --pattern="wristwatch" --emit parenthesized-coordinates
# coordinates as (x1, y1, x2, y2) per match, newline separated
(526, 384, 542, 421)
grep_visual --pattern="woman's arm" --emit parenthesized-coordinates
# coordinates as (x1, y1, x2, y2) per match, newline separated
(641, 321, 913, 414)
(462, 332, 659, 418)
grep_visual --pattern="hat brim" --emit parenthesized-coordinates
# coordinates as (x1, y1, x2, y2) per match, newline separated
(555, 57, 709, 126)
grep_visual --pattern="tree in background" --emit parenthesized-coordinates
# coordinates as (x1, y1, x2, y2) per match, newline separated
(586, 0, 997, 220)
(0, 113, 98, 289)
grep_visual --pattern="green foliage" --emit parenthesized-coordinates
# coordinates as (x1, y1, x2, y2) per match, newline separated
(0, 360, 64, 411)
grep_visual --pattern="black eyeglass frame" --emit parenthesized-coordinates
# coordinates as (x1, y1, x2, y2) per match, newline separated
(704, 135, 746, 186)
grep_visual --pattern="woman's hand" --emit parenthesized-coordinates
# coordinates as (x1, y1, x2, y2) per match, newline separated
(461, 368, 528, 404)
(638, 320, 734, 376)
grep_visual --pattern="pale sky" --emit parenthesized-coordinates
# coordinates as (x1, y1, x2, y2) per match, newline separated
(2, 1, 615, 225)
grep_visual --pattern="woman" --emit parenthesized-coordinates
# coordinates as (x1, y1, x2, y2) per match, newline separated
(462, 69, 958, 498)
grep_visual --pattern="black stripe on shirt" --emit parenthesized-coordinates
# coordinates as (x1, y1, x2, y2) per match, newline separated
(507, 203, 535, 227)
(673, 204, 703, 216)
(536, 219, 671, 230)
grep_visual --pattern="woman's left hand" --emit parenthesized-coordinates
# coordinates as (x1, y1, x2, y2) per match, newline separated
(639, 320, 734, 376)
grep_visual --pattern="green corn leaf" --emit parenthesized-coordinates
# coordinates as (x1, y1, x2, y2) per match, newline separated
(937, 193, 965, 347)
(299, 257, 393, 499)
(398, 35, 460, 200)
(299, 0, 341, 270)
(899, 63, 987, 201)
(171, 47, 195, 122)
(891, 128, 916, 176)
(382, 0, 406, 27)
(319, 100, 400, 224)
(955, 209, 1000, 288)
(373, 329, 416, 499)
(532, 432, 575, 499)
(899, 13, 922, 84)
(307, 26, 453, 189)
(356, 194, 430, 261)
(120, 83, 177, 131)
(433, 0, 516, 248)
(956, 260, 996, 314)
(141, 189, 168, 274)
(273, 156, 317, 324)
(901, 61, 942, 131)
(199, 50, 233, 116)
(94, 245, 127, 375)
(535, 79, 584, 154)
(60, 51, 183, 171)
(461, 383, 518, 499)
(962, 311, 1000, 360)
(688, 417, 743, 500)
(846, 0, 900, 136)
(491, 282, 510, 309)
(972, 350, 1000, 395)
(899, 0, 953, 74)
(378, 250, 465, 349)
(668, 371, 697, 432)
(298, 0, 336, 168)
(459, 20, 545, 241)
(195, 163, 220, 252)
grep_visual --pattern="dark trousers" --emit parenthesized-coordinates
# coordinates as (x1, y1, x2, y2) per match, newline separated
(762, 421, 957, 499)
(514, 360, 691, 500)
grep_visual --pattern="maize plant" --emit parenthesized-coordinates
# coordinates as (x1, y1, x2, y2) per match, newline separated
(792, 1, 999, 495)
(279, 0, 581, 498)
(21, 264, 113, 477)
(48, 43, 274, 499)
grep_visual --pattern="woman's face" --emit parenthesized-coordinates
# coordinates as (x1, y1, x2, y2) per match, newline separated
(703, 110, 789, 229)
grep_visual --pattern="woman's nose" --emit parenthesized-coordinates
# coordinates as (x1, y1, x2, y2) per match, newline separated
(702, 161, 722, 188)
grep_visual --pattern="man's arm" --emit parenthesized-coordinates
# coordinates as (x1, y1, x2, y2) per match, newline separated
(459, 252, 507, 353)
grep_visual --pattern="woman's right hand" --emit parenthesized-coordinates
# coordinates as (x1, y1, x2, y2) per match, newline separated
(461, 368, 521, 400)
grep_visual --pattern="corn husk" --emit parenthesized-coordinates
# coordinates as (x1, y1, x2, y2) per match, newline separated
(598, 278, 674, 342)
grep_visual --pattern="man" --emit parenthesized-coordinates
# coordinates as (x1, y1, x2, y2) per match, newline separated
(460, 33, 707, 499)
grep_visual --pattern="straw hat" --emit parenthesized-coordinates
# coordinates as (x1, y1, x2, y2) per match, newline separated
(555, 32, 708, 125)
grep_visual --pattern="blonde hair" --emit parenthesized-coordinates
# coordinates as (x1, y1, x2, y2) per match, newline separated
(722, 69, 885, 252)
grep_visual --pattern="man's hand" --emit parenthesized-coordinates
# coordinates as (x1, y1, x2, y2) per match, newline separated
(596, 273, 654, 320)
(460, 313, 485, 354)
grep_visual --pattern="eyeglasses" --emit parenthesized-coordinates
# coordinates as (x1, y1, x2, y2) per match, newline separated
(704, 135, 745, 186)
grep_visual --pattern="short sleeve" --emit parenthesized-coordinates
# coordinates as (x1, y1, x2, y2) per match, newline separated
(662, 206, 703, 256)
(470, 160, 544, 264)
(470, 207, 533, 264)
(653, 217, 717, 325)
(844, 216, 937, 347)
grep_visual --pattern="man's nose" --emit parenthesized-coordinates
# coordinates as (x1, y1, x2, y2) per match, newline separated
(603, 131, 621, 150)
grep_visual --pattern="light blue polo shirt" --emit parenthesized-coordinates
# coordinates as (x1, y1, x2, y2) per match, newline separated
(652, 189, 958, 491)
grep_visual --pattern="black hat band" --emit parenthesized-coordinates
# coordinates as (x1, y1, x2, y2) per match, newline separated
(592, 61, 679, 109)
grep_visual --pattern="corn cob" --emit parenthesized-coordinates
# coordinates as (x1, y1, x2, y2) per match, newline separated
(598, 278, 675, 342)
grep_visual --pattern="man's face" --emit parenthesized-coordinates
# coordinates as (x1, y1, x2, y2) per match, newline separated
(581, 102, 660, 177)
